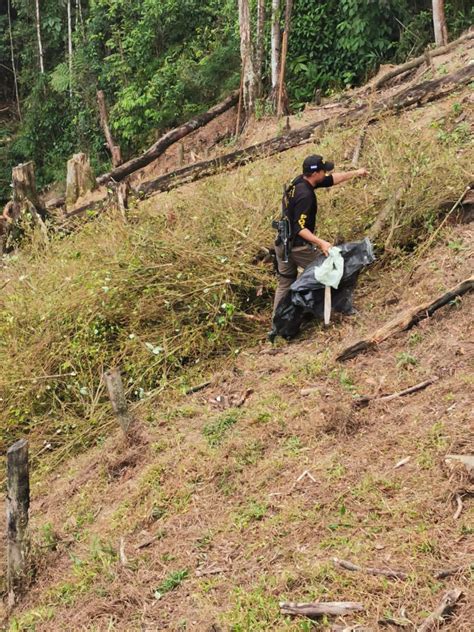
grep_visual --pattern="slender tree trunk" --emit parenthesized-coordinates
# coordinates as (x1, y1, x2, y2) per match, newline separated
(34, 0, 45, 73)
(255, 0, 266, 99)
(238, 0, 257, 117)
(97, 90, 122, 167)
(270, 0, 281, 109)
(7, 0, 21, 121)
(433, 0, 448, 46)
(277, 0, 293, 117)
(67, 0, 73, 97)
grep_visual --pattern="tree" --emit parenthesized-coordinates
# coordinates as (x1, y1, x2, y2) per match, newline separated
(34, 0, 45, 73)
(432, 0, 448, 46)
(238, 0, 257, 117)
(7, 0, 21, 120)
(255, 0, 266, 99)
(270, 0, 281, 110)
(67, 0, 73, 97)
(277, 0, 292, 116)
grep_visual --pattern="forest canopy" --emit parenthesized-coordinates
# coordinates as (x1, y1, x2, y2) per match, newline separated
(0, 0, 472, 203)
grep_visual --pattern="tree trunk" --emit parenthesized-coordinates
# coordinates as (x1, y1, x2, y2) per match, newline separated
(67, 0, 73, 97)
(7, 0, 21, 121)
(97, 90, 238, 184)
(97, 90, 122, 167)
(270, 0, 281, 110)
(12, 162, 45, 218)
(238, 0, 257, 117)
(433, 0, 449, 47)
(277, 0, 293, 117)
(255, 0, 266, 99)
(66, 153, 96, 206)
(34, 0, 44, 73)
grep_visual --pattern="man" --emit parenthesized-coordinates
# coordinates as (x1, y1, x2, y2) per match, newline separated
(273, 154, 369, 313)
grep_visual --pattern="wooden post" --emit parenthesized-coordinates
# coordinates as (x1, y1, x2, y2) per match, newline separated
(104, 369, 132, 435)
(6, 439, 30, 607)
(65, 153, 96, 207)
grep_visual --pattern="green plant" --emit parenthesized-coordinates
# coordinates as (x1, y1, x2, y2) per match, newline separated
(154, 569, 189, 600)
(396, 352, 418, 369)
(203, 411, 240, 447)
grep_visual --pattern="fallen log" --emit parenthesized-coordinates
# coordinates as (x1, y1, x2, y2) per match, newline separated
(353, 376, 439, 408)
(417, 589, 462, 632)
(333, 557, 408, 580)
(368, 184, 409, 242)
(372, 28, 474, 90)
(97, 90, 239, 184)
(279, 601, 364, 619)
(337, 276, 474, 362)
(434, 565, 472, 580)
(137, 64, 474, 198)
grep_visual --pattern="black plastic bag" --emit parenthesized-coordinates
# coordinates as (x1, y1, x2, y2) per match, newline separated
(271, 238, 375, 340)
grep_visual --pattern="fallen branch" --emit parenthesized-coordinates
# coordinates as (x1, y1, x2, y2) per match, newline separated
(351, 124, 368, 166)
(185, 380, 211, 395)
(434, 565, 471, 580)
(373, 29, 474, 90)
(337, 277, 474, 362)
(417, 589, 462, 632)
(280, 601, 364, 618)
(453, 493, 463, 520)
(333, 557, 408, 580)
(353, 376, 439, 408)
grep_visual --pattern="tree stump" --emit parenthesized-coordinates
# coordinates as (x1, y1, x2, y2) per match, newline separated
(66, 152, 96, 207)
(6, 439, 30, 607)
(10, 162, 48, 243)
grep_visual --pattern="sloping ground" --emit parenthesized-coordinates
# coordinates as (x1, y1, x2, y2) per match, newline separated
(0, 47, 473, 631)
(1, 222, 472, 631)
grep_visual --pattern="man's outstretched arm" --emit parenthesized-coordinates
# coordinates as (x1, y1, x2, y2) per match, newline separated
(332, 168, 369, 185)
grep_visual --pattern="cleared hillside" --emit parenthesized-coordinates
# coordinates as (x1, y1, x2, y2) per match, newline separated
(0, 53, 473, 630)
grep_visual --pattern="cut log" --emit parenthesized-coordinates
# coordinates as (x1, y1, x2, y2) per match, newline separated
(372, 29, 474, 90)
(351, 124, 368, 166)
(65, 153, 96, 207)
(333, 557, 408, 580)
(337, 277, 474, 362)
(417, 589, 462, 631)
(280, 601, 364, 618)
(97, 90, 239, 184)
(97, 89, 122, 167)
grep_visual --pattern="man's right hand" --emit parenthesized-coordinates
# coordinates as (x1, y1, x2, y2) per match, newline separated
(318, 239, 332, 256)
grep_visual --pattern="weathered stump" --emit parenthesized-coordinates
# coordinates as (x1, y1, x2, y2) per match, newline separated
(104, 368, 132, 435)
(66, 152, 96, 207)
(6, 439, 30, 607)
(10, 163, 48, 243)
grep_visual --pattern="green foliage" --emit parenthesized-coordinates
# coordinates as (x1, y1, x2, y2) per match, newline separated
(154, 569, 189, 600)
(203, 411, 240, 447)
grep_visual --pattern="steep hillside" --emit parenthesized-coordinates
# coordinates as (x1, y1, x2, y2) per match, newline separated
(0, 51, 473, 631)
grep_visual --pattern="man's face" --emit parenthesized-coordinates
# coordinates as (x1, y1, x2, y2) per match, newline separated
(307, 170, 327, 185)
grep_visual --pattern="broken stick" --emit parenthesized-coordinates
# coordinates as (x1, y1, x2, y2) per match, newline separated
(353, 376, 439, 408)
(279, 601, 364, 618)
(333, 557, 407, 580)
(434, 565, 471, 580)
(337, 277, 473, 362)
(417, 589, 462, 632)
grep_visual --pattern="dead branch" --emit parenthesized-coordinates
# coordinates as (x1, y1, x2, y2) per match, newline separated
(351, 124, 368, 166)
(434, 565, 471, 580)
(453, 494, 463, 520)
(185, 380, 211, 395)
(337, 277, 474, 362)
(353, 376, 439, 408)
(417, 589, 462, 632)
(333, 557, 408, 580)
(280, 601, 364, 618)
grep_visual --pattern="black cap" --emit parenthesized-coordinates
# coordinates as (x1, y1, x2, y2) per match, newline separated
(302, 154, 335, 174)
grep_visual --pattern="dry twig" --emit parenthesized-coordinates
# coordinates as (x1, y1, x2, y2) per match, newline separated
(333, 557, 408, 580)
(280, 601, 364, 618)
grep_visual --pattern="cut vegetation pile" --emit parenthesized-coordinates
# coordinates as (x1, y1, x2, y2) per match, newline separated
(0, 59, 473, 631)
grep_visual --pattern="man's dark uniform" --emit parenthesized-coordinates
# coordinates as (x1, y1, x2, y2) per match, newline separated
(273, 171, 334, 312)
